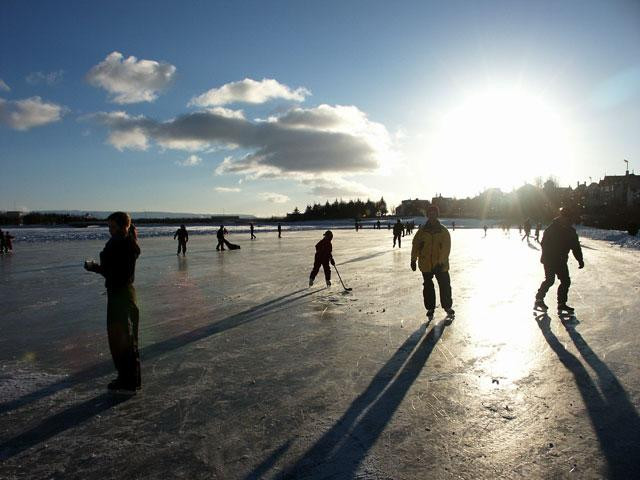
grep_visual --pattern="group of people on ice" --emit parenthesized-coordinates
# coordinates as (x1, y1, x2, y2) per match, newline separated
(84, 205, 583, 394)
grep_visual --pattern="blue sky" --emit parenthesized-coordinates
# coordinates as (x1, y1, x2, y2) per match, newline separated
(1, 0, 639, 215)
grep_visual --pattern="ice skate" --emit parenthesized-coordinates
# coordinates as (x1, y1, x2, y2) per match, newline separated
(309, 279, 314, 287)
(326, 280, 331, 287)
(445, 308, 455, 317)
(533, 299, 548, 312)
(557, 304, 575, 314)
(426, 309, 435, 319)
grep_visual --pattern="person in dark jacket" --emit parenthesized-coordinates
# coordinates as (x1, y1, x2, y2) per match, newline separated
(522, 219, 532, 241)
(174, 224, 188, 256)
(0, 228, 5, 253)
(216, 225, 228, 251)
(393, 219, 403, 247)
(309, 230, 335, 287)
(4, 231, 14, 252)
(278, 223, 282, 238)
(534, 208, 584, 314)
(250, 223, 256, 239)
(85, 211, 141, 393)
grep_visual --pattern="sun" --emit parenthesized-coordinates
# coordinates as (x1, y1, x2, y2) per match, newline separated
(425, 85, 574, 193)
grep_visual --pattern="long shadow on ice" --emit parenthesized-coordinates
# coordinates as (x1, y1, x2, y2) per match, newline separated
(338, 250, 388, 266)
(0, 392, 130, 460)
(268, 320, 447, 479)
(535, 314, 640, 479)
(0, 288, 315, 415)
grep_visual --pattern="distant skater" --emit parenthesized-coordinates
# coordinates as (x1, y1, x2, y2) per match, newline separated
(452, 221, 456, 231)
(0, 229, 6, 253)
(411, 206, 454, 318)
(376, 219, 381, 230)
(393, 219, 403, 247)
(483, 224, 488, 236)
(84, 212, 141, 394)
(309, 230, 335, 287)
(216, 225, 228, 251)
(250, 223, 256, 239)
(534, 208, 584, 314)
(278, 223, 282, 238)
(173, 224, 188, 256)
(4, 231, 14, 253)
(522, 219, 531, 241)
(535, 223, 542, 242)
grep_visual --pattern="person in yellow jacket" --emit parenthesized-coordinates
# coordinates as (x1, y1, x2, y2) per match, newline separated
(411, 205, 454, 318)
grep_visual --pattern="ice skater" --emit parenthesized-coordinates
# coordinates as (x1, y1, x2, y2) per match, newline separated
(411, 206, 454, 318)
(534, 208, 584, 314)
(0, 229, 6, 254)
(216, 225, 228, 251)
(84, 212, 141, 394)
(522, 219, 532, 241)
(174, 224, 188, 256)
(250, 223, 256, 239)
(309, 230, 335, 287)
(4, 231, 14, 253)
(278, 223, 282, 238)
(535, 222, 542, 242)
(483, 224, 488, 236)
(393, 219, 403, 247)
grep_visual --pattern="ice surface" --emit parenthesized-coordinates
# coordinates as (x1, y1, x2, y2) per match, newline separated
(0, 228, 639, 478)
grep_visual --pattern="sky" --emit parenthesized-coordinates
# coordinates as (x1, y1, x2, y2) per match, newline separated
(1, 0, 639, 216)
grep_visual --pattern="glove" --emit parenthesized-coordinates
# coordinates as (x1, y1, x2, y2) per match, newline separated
(330, 258, 336, 266)
(578, 260, 584, 269)
(410, 260, 416, 272)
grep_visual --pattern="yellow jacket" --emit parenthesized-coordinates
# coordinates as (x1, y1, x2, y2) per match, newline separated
(411, 220, 451, 272)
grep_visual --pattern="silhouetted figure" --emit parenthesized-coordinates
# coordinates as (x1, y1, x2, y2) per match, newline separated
(4, 231, 14, 253)
(452, 221, 456, 231)
(393, 219, 403, 248)
(278, 223, 282, 238)
(376, 219, 381, 230)
(174, 224, 188, 256)
(250, 223, 256, 239)
(535, 223, 542, 242)
(411, 206, 454, 318)
(355, 220, 359, 232)
(309, 230, 335, 287)
(0, 229, 4, 253)
(483, 224, 488, 235)
(534, 208, 584, 314)
(84, 212, 141, 394)
(518, 224, 522, 234)
(522, 219, 532, 241)
(216, 225, 228, 251)
(387, 222, 391, 230)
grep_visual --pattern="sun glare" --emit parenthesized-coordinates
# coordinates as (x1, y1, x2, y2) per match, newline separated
(426, 86, 574, 193)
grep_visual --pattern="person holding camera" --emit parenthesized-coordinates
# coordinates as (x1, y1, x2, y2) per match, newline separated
(411, 206, 454, 318)
(85, 211, 141, 394)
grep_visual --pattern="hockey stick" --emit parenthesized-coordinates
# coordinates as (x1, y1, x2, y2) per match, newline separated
(333, 264, 352, 291)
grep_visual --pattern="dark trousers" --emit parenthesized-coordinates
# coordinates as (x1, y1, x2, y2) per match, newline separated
(422, 271, 452, 310)
(177, 241, 186, 255)
(536, 262, 571, 304)
(393, 234, 401, 248)
(216, 239, 225, 250)
(107, 285, 141, 388)
(310, 258, 331, 282)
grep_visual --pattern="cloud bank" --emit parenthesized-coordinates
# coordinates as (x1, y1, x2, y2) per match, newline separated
(86, 51, 176, 104)
(176, 154, 202, 166)
(214, 186, 241, 193)
(190, 78, 309, 107)
(0, 96, 65, 130)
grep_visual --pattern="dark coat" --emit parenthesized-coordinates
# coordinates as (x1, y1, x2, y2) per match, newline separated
(98, 235, 141, 290)
(540, 217, 583, 266)
(315, 237, 333, 263)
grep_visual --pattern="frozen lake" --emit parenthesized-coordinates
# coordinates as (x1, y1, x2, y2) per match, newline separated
(1, 228, 639, 478)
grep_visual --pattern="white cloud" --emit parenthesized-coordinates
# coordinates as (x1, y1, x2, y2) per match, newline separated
(176, 154, 202, 166)
(89, 103, 395, 196)
(109, 127, 148, 150)
(190, 78, 310, 107)
(208, 107, 245, 119)
(214, 186, 241, 193)
(26, 70, 64, 86)
(0, 78, 10, 92)
(0, 96, 65, 130)
(86, 51, 176, 104)
(259, 192, 290, 203)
